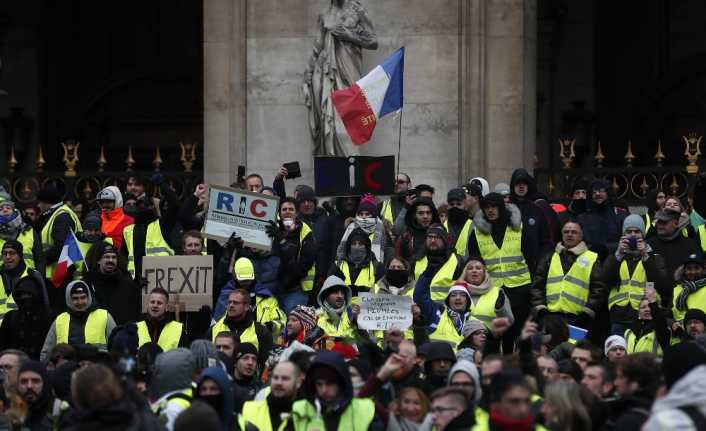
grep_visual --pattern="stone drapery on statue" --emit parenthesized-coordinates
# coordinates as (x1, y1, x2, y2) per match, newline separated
(304, 0, 377, 156)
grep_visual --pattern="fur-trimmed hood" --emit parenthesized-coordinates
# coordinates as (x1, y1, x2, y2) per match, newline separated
(472, 203, 522, 234)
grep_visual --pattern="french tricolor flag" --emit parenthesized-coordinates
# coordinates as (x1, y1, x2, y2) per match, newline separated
(52, 230, 85, 288)
(332, 47, 404, 146)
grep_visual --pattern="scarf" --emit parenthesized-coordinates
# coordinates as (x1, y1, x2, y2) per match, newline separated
(676, 277, 706, 311)
(336, 218, 384, 262)
(445, 309, 467, 334)
(322, 300, 346, 324)
(555, 240, 588, 256)
(489, 408, 534, 431)
(466, 273, 492, 295)
(387, 414, 431, 431)
(0, 213, 25, 241)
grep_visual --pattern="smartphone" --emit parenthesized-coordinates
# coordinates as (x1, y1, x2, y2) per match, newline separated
(283, 161, 301, 179)
(237, 165, 246, 181)
(628, 237, 637, 250)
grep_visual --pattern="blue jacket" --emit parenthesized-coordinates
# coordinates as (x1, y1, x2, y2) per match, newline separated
(196, 367, 234, 430)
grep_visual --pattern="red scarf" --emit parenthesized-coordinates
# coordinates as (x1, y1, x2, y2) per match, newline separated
(489, 408, 534, 431)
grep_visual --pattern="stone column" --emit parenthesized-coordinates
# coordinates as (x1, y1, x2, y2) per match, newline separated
(459, 0, 537, 187)
(203, 0, 247, 186)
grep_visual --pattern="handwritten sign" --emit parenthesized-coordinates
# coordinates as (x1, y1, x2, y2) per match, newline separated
(357, 292, 412, 331)
(141, 255, 213, 312)
(203, 185, 279, 251)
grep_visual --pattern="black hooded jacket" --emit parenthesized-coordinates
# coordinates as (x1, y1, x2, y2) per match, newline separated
(318, 197, 361, 283)
(509, 169, 553, 262)
(83, 270, 139, 325)
(395, 198, 441, 261)
(329, 228, 384, 296)
(0, 274, 52, 359)
(576, 179, 627, 259)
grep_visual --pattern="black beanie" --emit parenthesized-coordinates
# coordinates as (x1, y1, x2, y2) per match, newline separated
(109, 322, 139, 356)
(1, 240, 23, 255)
(19, 360, 48, 383)
(481, 192, 505, 209)
(557, 359, 583, 382)
(37, 186, 61, 204)
(234, 342, 258, 362)
(684, 309, 706, 325)
(662, 342, 706, 388)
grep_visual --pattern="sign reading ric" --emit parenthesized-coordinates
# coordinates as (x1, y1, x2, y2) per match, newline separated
(357, 292, 412, 331)
(203, 185, 279, 251)
(314, 156, 395, 197)
(141, 255, 213, 312)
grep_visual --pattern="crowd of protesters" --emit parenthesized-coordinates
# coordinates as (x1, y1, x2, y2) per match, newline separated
(0, 166, 705, 430)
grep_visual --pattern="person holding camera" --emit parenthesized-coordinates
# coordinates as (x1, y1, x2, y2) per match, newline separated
(602, 215, 670, 336)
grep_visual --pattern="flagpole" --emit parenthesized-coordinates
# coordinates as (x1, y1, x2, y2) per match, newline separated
(396, 107, 403, 178)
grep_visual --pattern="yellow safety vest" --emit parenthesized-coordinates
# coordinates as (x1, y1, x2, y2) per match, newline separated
(608, 260, 646, 311)
(256, 295, 286, 338)
(211, 317, 259, 351)
(429, 311, 479, 350)
(698, 225, 706, 253)
(444, 219, 473, 258)
(470, 285, 501, 328)
(317, 309, 356, 339)
(413, 254, 460, 303)
(476, 226, 531, 288)
(624, 328, 678, 357)
(0, 229, 37, 270)
(153, 389, 192, 417)
(0, 267, 29, 322)
(136, 320, 183, 351)
(55, 309, 109, 346)
(299, 223, 316, 291)
(381, 200, 394, 225)
(239, 399, 289, 431)
(340, 261, 376, 295)
(291, 398, 375, 431)
(546, 251, 598, 315)
(672, 283, 706, 321)
(123, 221, 174, 278)
(41, 204, 82, 278)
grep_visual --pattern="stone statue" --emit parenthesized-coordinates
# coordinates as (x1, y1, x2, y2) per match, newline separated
(304, 0, 377, 156)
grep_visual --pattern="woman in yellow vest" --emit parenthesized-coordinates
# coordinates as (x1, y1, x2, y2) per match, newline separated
(375, 256, 414, 296)
(336, 194, 393, 264)
(459, 256, 514, 329)
(624, 290, 673, 357)
(673, 253, 706, 321)
(40, 280, 116, 361)
(330, 228, 384, 300)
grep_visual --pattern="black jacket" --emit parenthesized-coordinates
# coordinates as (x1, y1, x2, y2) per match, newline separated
(509, 169, 553, 263)
(273, 221, 316, 293)
(0, 273, 52, 359)
(395, 198, 441, 262)
(61, 397, 165, 431)
(648, 233, 701, 305)
(83, 271, 140, 325)
(205, 313, 273, 367)
(41, 206, 78, 266)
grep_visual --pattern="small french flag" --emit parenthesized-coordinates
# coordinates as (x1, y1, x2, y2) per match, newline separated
(331, 47, 404, 146)
(52, 230, 85, 288)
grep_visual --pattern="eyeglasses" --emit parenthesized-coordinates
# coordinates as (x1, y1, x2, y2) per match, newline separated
(0, 364, 15, 371)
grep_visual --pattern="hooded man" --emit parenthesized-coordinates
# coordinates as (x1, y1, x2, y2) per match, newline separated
(410, 224, 464, 304)
(422, 341, 457, 393)
(447, 359, 483, 404)
(509, 169, 553, 264)
(40, 280, 117, 361)
(395, 197, 441, 261)
(315, 275, 359, 340)
(468, 192, 534, 353)
(0, 240, 46, 323)
(232, 342, 264, 413)
(0, 195, 43, 272)
(150, 348, 197, 431)
(531, 220, 605, 330)
(445, 188, 473, 258)
(36, 184, 82, 282)
(672, 254, 706, 324)
(195, 366, 234, 431)
(331, 228, 385, 299)
(291, 351, 379, 431)
(17, 360, 60, 430)
(120, 194, 174, 281)
(136, 287, 186, 351)
(603, 215, 670, 335)
(96, 186, 133, 251)
(336, 194, 392, 265)
(576, 179, 627, 260)
(0, 275, 51, 359)
(82, 242, 139, 325)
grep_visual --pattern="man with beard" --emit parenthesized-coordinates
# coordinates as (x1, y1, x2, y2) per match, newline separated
(396, 198, 441, 261)
(195, 366, 234, 431)
(136, 288, 185, 351)
(181, 230, 205, 256)
(120, 195, 174, 282)
(240, 360, 305, 431)
(0, 194, 43, 272)
(0, 275, 51, 359)
(0, 240, 46, 322)
(16, 360, 61, 430)
(444, 188, 473, 259)
(411, 224, 464, 304)
(95, 186, 133, 251)
(314, 276, 359, 340)
(40, 280, 116, 361)
(232, 342, 264, 413)
(83, 243, 139, 325)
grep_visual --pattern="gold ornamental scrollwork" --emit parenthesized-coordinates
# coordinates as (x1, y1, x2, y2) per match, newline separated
(683, 133, 702, 174)
(659, 173, 688, 198)
(61, 141, 80, 177)
(180, 141, 197, 173)
(603, 174, 629, 199)
(12, 177, 40, 203)
(74, 177, 102, 201)
(558, 138, 575, 169)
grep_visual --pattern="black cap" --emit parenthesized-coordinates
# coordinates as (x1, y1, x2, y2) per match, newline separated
(447, 188, 466, 203)
(296, 185, 317, 204)
(481, 192, 505, 209)
(684, 309, 706, 325)
(234, 342, 258, 361)
(683, 253, 705, 266)
(1, 240, 23, 255)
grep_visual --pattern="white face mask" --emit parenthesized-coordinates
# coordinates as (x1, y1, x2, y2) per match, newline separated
(283, 219, 296, 231)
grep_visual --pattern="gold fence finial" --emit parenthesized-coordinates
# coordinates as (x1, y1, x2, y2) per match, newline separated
(595, 141, 605, 168)
(625, 140, 635, 167)
(125, 145, 135, 171)
(8, 145, 18, 173)
(683, 132, 702, 174)
(97, 146, 107, 172)
(180, 141, 197, 173)
(559, 138, 575, 169)
(36, 145, 46, 172)
(62, 140, 79, 177)
(153, 146, 163, 171)
(655, 140, 666, 167)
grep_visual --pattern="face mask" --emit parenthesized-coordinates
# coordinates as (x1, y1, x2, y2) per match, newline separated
(199, 394, 223, 415)
(283, 219, 296, 231)
(386, 269, 409, 288)
(447, 207, 468, 224)
(349, 245, 367, 266)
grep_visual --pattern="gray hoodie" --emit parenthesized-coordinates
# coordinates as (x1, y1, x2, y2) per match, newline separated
(643, 365, 706, 430)
(446, 359, 482, 403)
(150, 348, 196, 399)
(317, 275, 352, 323)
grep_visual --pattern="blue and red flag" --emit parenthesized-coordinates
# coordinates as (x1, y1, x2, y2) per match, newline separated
(51, 230, 85, 288)
(331, 47, 404, 146)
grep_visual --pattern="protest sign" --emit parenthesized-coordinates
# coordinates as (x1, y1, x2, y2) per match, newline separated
(141, 255, 213, 312)
(203, 185, 279, 251)
(357, 292, 412, 331)
(314, 156, 395, 197)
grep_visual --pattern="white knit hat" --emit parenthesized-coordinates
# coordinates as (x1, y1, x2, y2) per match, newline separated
(604, 335, 627, 355)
